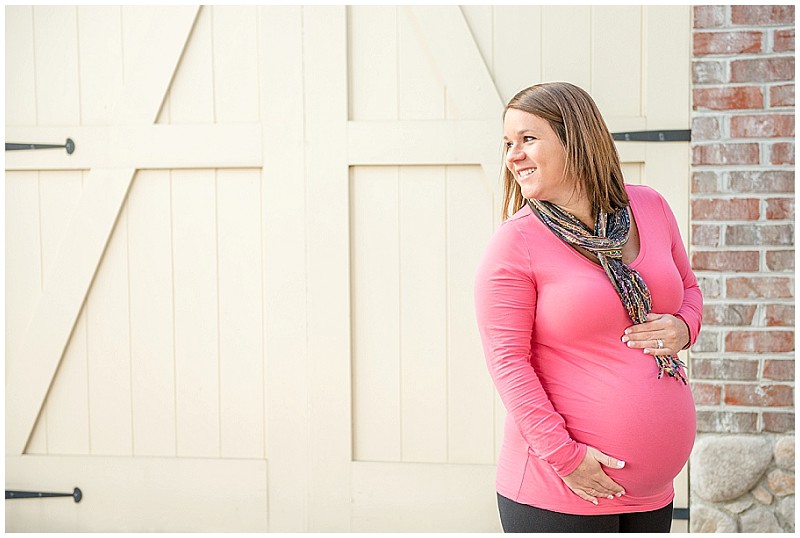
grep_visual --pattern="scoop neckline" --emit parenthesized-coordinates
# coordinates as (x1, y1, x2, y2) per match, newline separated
(527, 187, 646, 272)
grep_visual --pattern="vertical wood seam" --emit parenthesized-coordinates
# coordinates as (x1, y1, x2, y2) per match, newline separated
(300, 6, 310, 526)
(444, 166, 450, 462)
(74, 6, 84, 125)
(215, 169, 222, 458)
(31, 7, 40, 125)
(169, 171, 179, 456)
(126, 192, 135, 455)
(35, 173, 48, 455)
(397, 167, 404, 462)
(209, 6, 218, 123)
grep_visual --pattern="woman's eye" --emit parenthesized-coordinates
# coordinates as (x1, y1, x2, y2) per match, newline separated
(504, 141, 514, 149)
(523, 136, 536, 142)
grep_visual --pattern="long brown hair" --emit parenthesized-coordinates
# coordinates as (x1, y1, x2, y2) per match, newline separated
(501, 82, 628, 219)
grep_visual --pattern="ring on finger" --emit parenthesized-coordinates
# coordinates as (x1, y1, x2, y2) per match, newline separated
(656, 338, 664, 349)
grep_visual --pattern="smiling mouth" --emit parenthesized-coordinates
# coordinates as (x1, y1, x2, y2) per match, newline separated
(518, 168, 536, 178)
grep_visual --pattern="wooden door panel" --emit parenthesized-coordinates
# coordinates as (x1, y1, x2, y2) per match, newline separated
(5, 455, 268, 532)
(347, 5, 691, 532)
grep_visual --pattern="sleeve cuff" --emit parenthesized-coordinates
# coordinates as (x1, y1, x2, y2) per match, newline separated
(551, 442, 587, 478)
(674, 313, 694, 350)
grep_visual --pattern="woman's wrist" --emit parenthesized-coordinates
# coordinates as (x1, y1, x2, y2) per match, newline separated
(674, 314, 691, 350)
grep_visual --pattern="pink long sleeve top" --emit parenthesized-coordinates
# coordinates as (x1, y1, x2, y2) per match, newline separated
(475, 184, 702, 515)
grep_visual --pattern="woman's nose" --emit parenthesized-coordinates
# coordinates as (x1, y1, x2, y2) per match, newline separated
(506, 146, 523, 163)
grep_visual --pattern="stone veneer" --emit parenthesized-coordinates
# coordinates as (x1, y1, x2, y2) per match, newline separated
(690, 6, 794, 532)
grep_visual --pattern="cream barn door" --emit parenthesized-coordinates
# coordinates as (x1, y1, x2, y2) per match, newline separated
(5, 6, 268, 531)
(346, 5, 692, 532)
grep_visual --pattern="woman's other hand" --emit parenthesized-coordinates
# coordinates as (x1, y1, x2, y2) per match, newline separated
(621, 313, 690, 355)
(561, 446, 626, 505)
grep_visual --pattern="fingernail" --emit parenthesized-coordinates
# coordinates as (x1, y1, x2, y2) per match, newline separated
(592, 500, 598, 505)
(607, 495, 614, 500)
(618, 461, 626, 468)
(621, 336, 629, 343)
(624, 329, 630, 335)
(617, 491, 625, 497)
(627, 342, 633, 347)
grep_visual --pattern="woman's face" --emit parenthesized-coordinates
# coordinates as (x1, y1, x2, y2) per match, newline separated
(503, 108, 574, 205)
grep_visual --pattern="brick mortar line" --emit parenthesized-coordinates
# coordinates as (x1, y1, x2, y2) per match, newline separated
(693, 323, 796, 327)
(691, 192, 795, 195)
(693, 138, 796, 142)
(696, 403, 796, 409)
(695, 109, 796, 113)
(697, 400, 796, 407)
(695, 270, 794, 278)
(692, 164, 794, 171)
(703, 298, 795, 304)
(692, 377, 796, 383)
(693, 27, 795, 33)
(692, 358, 795, 362)
(695, 404, 795, 411)
(692, 51, 796, 59)
(689, 194, 796, 199)
(703, 324, 796, 328)
(692, 56, 796, 64)
(691, 247, 794, 251)
(693, 326, 797, 330)
(696, 328, 796, 332)
(692, 135, 796, 140)
(702, 327, 797, 331)
(692, 247, 795, 252)
(696, 265, 793, 269)
(694, 26, 796, 32)
(692, 79, 795, 88)
(692, 356, 792, 361)
(691, 222, 796, 226)
(692, 218, 796, 222)
(692, 85, 795, 91)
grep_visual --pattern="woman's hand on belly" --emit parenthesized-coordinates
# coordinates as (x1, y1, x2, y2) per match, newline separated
(560, 446, 627, 505)
(621, 312, 690, 355)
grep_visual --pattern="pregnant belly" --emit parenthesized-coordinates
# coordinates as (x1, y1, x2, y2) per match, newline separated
(545, 360, 696, 498)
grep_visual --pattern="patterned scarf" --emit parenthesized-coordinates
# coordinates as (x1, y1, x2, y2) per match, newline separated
(528, 198, 687, 384)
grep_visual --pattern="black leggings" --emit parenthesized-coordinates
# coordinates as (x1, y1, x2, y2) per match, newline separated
(497, 494, 673, 533)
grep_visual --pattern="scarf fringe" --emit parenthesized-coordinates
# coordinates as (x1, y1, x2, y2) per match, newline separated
(655, 354, 688, 385)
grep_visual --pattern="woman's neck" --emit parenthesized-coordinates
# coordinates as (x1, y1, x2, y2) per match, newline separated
(555, 196, 595, 229)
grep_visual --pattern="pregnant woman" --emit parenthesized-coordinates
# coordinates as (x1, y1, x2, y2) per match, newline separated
(474, 82, 702, 533)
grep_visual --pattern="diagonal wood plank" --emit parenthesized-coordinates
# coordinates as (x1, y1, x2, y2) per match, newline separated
(6, 5, 200, 455)
(404, 6, 504, 118)
(404, 7, 504, 197)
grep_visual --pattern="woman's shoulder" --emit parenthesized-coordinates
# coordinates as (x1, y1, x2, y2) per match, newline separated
(625, 183, 669, 210)
(479, 204, 537, 265)
(489, 204, 532, 244)
(507, 202, 534, 223)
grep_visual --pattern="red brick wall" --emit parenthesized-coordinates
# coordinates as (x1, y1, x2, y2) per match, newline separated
(691, 5, 794, 434)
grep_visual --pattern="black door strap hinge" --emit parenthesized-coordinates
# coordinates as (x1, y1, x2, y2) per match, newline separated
(5, 138, 75, 154)
(612, 129, 691, 142)
(5, 487, 82, 503)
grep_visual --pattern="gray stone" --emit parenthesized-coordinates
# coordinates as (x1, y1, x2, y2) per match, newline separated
(776, 495, 795, 532)
(689, 504, 737, 533)
(724, 495, 754, 513)
(691, 435, 773, 502)
(775, 436, 795, 470)
(740, 505, 783, 533)
(752, 485, 774, 505)
(767, 469, 795, 496)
